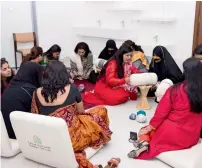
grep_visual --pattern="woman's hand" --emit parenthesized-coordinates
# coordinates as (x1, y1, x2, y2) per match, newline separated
(125, 77, 130, 84)
(151, 85, 157, 91)
(151, 81, 160, 91)
(138, 125, 153, 136)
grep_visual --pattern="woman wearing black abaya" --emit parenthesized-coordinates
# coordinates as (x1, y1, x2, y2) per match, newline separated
(88, 40, 118, 84)
(148, 46, 183, 97)
(98, 40, 118, 60)
(1, 61, 43, 139)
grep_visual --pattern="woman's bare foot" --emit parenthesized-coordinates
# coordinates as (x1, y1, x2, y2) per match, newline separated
(105, 158, 121, 168)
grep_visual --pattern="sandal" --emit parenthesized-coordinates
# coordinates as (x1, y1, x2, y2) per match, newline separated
(94, 165, 103, 168)
(105, 158, 121, 168)
(133, 140, 139, 148)
(128, 142, 149, 158)
(135, 140, 147, 148)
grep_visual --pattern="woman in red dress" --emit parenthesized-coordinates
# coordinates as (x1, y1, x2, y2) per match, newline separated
(128, 57, 202, 159)
(83, 42, 140, 106)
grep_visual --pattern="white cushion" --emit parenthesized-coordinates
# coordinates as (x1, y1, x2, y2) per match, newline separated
(155, 79, 173, 102)
(94, 58, 107, 69)
(10, 111, 102, 168)
(130, 73, 157, 86)
(0, 111, 20, 157)
(157, 140, 202, 168)
(10, 111, 78, 168)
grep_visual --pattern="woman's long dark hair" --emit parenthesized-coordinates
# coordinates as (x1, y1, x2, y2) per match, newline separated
(123, 40, 144, 53)
(74, 42, 91, 58)
(98, 42, 134, 80)
(22, 46, 43, 64)
(41, 60, 70, 103)
(183, 58, 202, 113)
(44, 44, 61, 60)
(193, 44, 202, 56)
(172, 58, 202, 113)
(1, 58, 15, 94)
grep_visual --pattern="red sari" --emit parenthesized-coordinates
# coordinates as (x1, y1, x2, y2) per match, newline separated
(137, 84, 202, 159)
(83, 60, 139, 106)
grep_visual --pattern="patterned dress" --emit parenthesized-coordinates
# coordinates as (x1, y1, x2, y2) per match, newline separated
(31, 84, 112, 168)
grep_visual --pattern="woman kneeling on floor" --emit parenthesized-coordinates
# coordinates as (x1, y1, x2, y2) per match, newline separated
(31, 60, 112, 168)
(128, 57, 202, 159)
(83, 42, 140, 106)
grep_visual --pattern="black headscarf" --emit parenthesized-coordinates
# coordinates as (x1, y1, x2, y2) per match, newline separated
(10, 61, 43, 88)
(149, 46, 183, 84)
(98, 40, 118, 60)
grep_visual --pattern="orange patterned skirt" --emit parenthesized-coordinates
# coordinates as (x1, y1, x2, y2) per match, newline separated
(69, 106, 112, 168)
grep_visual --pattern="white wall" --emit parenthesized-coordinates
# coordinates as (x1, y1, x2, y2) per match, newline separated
(1, 1, 196, 69)
(1, 1, 33, 67)
(36, 1, 196, 70)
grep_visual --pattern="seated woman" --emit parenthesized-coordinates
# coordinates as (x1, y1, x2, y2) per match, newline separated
(1, 61, 43, 139)
(41, 44, 61, 65)
(128, 57, 202, 158)
(148, 46, 183, 97)
(83, 42, 140, 106)
(1, 58, 15, 94)
(98, 39, 118, 60)
(88, 40, 117, 84)
(193, 44, 202, 60)
(22, 46, 43, 64)
(31, 60, 112, 168)
(124, 40, 149, 72)
(70, 42, 93, 80)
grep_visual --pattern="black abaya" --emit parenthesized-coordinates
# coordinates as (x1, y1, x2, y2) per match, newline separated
(1, 62, 43, 139)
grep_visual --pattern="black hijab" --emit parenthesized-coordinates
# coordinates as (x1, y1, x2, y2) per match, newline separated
(149, 46, 183, 84)
(98, 40, 118, 60)
(10, 61, 43, 88)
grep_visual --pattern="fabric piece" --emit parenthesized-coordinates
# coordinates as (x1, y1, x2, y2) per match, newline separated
(120, 62, 138, 93)
(132, 52, 149, 71)
(74, 80, 96, 109)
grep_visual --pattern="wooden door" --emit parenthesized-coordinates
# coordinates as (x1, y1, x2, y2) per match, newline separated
(193, 1, 202, 52)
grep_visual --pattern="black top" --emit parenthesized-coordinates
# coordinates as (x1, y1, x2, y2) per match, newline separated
(1, 62, 43, 139)
(35, 84, 82, 116)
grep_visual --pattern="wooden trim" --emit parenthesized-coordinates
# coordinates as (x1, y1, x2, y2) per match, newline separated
(33, 32, 37, 46)
(192, 1, 202, 54)
(13, 33, 18, 69)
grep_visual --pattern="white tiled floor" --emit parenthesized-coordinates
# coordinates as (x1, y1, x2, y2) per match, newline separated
(1, 98, 172, 168)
